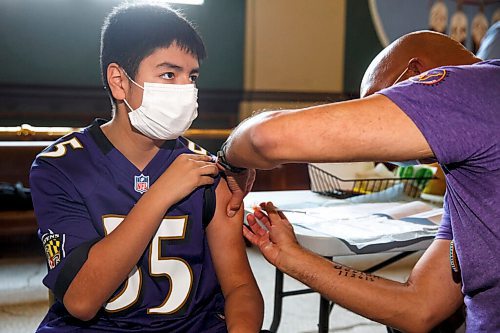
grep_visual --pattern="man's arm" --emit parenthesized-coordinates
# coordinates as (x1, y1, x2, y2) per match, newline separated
(244, 203, 463, 333)
(206, 179, 264, 332)
(224, 94, 434, 169)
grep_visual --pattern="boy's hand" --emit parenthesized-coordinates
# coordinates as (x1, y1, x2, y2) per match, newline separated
(159, 154, 219, 205)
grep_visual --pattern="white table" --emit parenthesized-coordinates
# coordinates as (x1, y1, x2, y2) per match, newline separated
(244, 190, 438, 333)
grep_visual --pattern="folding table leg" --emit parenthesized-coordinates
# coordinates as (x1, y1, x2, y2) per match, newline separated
(269, 268, 284, 332)
(318, 296, 330, 333)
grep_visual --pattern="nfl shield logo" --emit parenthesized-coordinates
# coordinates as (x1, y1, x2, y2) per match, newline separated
(134, 174, 150, 194)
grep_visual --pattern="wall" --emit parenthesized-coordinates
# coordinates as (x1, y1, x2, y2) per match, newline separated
(244, 0, 346, 93)
(0, 0, 381, 127)
(241, 0, 350, 119)
(0, 0, 245, 90)
(0, 0, 246, 132)
(344, 0, 383, 94)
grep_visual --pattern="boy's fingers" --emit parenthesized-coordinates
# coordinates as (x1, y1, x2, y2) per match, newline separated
(199, 176, 215, 186)
(199, 164, 219, 176)
(186, 154, 213, 161)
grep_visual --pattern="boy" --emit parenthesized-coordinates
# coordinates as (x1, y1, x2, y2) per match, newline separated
(30, 3, 264, 332)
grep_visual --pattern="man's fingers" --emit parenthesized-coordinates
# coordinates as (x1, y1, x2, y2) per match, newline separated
(243, 225, 269, 247)
(246, 215, 263, 236)
(243, 224, 271, 248)
(260, 201, 282, 220)
(245, 169, 256, 193)
(258, 202, 294, 229)
(252, 208, 272, 229)
(247, 213, 268, 236)
(226, 193, 244, 218)
(242, 225, 259, 245)
(277, 210, 287, 220)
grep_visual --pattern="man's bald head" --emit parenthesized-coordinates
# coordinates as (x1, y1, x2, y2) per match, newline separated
(360, 31, 481, 97)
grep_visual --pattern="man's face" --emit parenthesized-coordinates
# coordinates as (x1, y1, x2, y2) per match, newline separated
(126, 43, 200, 110)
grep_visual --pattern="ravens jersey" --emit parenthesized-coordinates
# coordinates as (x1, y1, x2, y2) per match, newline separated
(31, 119, 226, 332)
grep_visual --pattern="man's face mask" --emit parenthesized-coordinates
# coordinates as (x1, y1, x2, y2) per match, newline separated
(122, 70, 198, 140)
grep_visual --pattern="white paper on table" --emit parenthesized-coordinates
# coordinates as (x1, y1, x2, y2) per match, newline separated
(401, 208, 444, 225)
(278, 202, 439, 249)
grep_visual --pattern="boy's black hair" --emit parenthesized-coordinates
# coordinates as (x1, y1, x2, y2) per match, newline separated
(100, 2, 206, 108)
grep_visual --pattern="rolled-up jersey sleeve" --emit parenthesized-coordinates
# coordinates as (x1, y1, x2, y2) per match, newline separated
(30, 159, 101, 299)
(377, 65, 496, 166)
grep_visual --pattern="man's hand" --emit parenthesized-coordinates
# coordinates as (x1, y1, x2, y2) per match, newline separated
(218, 165, 256, 217)
(243, 202, 302, 269)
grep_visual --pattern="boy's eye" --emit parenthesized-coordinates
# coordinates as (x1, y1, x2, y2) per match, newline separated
(190, 75, 198, 83)
(161, 72, 175, 80)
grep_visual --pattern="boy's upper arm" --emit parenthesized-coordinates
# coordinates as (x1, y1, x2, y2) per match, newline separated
(30, 160, 101, 300)
(205, 178, 254, 294)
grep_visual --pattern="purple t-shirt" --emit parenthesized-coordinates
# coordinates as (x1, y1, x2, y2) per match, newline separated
(379, 60, 500, 332)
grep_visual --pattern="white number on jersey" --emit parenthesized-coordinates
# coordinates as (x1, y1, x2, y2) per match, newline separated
(39, 137, 83, 158)
(102, 216, 192, 314)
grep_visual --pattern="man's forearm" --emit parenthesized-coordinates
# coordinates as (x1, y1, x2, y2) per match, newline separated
(278, 247, 434, 333)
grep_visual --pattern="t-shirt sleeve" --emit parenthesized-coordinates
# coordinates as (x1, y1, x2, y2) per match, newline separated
(30, 158, 101, 300)
(377, 65, 496, 166)
(435, 195, 452, 240)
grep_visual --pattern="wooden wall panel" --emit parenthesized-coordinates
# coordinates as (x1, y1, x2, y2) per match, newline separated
(245, 0, 346, 93)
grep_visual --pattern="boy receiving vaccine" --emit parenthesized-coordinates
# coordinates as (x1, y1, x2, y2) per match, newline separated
(31, 3, 264, 332)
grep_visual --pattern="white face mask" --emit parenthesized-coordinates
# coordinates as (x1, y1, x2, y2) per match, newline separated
(123, 75, 198, 140)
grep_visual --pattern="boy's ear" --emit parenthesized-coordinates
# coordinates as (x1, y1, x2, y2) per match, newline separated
(107, 63, 128, 101)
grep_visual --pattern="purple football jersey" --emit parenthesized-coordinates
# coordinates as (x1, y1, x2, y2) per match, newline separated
(379, 60, 500, 332)
(31, 119, 226, 332)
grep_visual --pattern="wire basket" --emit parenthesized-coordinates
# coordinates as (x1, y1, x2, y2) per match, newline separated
(308, 164, 434, 199)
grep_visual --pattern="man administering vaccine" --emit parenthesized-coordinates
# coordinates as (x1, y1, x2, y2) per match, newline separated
(219, 31, 500, 332)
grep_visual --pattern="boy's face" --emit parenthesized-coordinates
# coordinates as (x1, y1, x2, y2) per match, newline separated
(126, 43, 200, 110)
